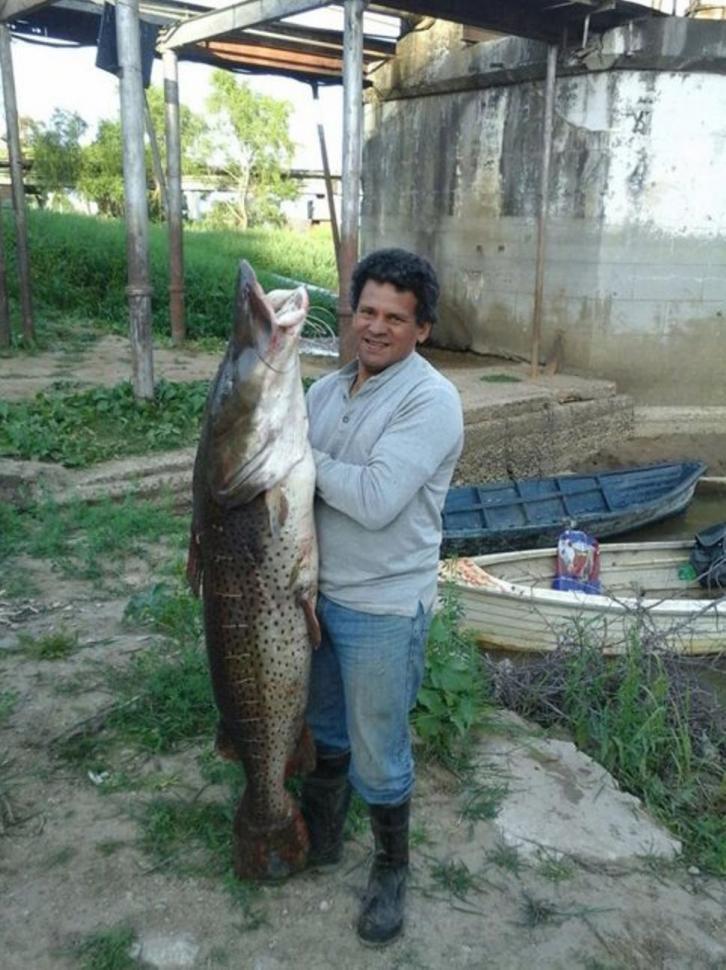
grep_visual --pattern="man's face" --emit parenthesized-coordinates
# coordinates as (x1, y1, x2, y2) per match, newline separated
(352, 280, 432, 380)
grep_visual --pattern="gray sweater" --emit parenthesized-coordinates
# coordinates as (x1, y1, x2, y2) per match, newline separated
(306, 352, 464, 616)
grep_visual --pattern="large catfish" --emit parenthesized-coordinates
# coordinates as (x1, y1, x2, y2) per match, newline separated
(187, 261, 319, 881)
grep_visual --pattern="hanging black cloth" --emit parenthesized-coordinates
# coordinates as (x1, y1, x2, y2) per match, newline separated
(95, 2, 158, 89)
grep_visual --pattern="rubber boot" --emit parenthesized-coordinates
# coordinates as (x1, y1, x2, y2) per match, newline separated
(357, 800, 410, 947)
(300, 750, 352, 868)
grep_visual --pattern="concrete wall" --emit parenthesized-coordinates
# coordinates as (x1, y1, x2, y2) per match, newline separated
(361, 18, 726, 405)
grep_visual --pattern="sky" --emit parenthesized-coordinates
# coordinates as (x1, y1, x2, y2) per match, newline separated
(7, 33, 347, 172)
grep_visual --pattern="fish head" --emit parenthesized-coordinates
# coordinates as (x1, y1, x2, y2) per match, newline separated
(202, 261, 311, 506)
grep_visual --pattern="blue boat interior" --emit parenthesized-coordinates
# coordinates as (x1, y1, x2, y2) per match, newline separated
(442, 461, 707, 536)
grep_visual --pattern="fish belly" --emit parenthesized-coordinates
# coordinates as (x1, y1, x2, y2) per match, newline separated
(200, 455, 317, 879)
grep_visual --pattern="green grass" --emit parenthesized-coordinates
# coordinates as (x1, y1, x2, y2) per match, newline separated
(480, 373, 522, 383)
(428, 858, 480, 901)
(3, 209, 337, 348)
(69, 925, 140, 970)
(0, 379, 209, 467)
(123, 581, 203, 647)
(460, 781, 508, 822)
(509, 633, 726, 876)
(18, 627, 79, 660)
(108, 639, 213, 754)
(0, 690, 19, 725)
(0, 495, 188, 579)
(487, 841, 525, 875)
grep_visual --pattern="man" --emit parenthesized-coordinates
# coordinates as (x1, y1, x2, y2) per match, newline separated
(301, 248, 464, 946)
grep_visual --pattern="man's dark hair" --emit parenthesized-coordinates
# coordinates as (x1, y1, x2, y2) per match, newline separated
(350, 248, 439, 326)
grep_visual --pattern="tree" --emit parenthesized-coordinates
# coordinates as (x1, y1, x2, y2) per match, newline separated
(203, 71, 298, 229)
(77, 118, 126, 218)
(26, 108, 87, 206)
(76, 87, 208, 220)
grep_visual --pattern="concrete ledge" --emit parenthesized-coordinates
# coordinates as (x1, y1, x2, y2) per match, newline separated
(635, 407, 726, 436)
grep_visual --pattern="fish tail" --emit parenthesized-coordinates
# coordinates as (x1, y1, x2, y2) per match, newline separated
(285, 723, 316, 779)
(234, 793, 309, 881)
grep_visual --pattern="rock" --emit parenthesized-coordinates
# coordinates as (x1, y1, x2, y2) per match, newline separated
(131, 932, 199, 968)
(478, 734, 681, 864)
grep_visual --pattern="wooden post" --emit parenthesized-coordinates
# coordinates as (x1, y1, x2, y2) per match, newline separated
(116, 0, 154, 399)
(312, 82, 341, 283)
(163, 49, 185, 345)
(0, 201, 10, 349)
(530, 44, 557, 379)
(0, 25, 33, 343)
(144, 92, 168, 219)
(338, 0, 364, 364)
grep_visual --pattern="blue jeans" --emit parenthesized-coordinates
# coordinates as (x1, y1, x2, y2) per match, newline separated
(306, 593, 431, 806)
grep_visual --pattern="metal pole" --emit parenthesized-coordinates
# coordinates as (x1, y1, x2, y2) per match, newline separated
(0, 205, 10, 349)
(116, 0, 154, 399)
(0, 26, 33, 343)
(163, 49, 185, 345)
(312, 82, 341, 283)
(530, 44, 558, 379)
(338, 0, 365, 364)
(144, 92, 168, 219)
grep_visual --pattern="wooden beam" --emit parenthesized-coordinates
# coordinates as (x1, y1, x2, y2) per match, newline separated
(117, 0, 155, 399)
(0, 0, 55, 22)
(0, 25, 33, 341)
(338, 0, 364, 364)
(160, 0, 328, 51)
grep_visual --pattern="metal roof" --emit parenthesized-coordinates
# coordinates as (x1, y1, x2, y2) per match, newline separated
(5, 0, 664, 85)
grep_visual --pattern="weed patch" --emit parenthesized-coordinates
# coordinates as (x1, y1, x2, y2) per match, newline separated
(69, 924, 140, 970)
(412, 583, 491, 769)
(480, 373, 522, 383)
(18, 627, 79, 660)
(489, 636, 726, 875)
(0, 689, 19, 725)
(0, 495, 188, 581)
(0, 379, 209, 467)
(108, 640, 214, 753)
(124, 582, 202, 646)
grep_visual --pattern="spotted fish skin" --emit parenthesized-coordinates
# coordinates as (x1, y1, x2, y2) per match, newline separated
(188, 261, 318, 881)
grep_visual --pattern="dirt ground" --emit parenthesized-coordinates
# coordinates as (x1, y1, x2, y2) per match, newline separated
(1, 339, 725, 969)
(1, 553, 725, 970)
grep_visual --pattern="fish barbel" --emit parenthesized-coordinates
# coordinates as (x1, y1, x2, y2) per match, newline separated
(187, 261, 319, 880)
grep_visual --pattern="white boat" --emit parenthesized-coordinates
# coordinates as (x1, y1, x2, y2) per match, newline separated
(438, 541, 726, 655)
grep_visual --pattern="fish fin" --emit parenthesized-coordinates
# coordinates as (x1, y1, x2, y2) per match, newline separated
(285, 724, 316, 779)
(186, 532, 203, 597)
(300, 595, 321, 648)
(265, 485, 289, 538)
(234, 793, 309, 881)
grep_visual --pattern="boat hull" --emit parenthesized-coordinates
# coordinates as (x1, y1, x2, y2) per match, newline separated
(439, 541, 726, 655)
(441, 461, 706, 558)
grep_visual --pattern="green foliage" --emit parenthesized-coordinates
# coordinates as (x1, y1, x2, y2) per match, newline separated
(18, 627, 79, 660)
(124, 582, 202, 646)
(557, 636, 726, 875)
(480, 373, 522, 383)
(26, 108, 87, 206)
(412, 584, 490, 766)
(77, 119, 126, 218)
(0, 379, 209, 467)
(69, 925, 140, 970)
(6, 210, 336, 346)
(0, 690, 19, 726)
(108, 640, 213, 753)
(203, 71, 298, 229)
(0, 495, 187, 582)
